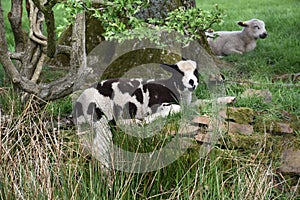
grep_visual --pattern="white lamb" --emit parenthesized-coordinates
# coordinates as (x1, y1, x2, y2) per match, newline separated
(207, 19, 268, 56)
(73, 60, 199, 169)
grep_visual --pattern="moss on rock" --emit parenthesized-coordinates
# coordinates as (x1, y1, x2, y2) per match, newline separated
(254, 119, 281, 134)
(220, 132, 300, 168)
(226, 107, 254, 124)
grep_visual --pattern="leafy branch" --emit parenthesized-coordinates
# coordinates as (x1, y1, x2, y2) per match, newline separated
(57, 0, 224, 43)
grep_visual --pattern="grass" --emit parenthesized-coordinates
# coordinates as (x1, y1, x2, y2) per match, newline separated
(197, 0, 300, 118)
(1, 96, 292, 199)
(1, 0, 300, 199)
(198, 0, 300, 77)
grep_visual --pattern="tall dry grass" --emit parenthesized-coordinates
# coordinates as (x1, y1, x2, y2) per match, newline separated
(0, 94, 83, 199)
(0, 92, 298, 199)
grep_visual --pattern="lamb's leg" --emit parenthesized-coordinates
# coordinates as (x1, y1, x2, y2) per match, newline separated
(75, 116, 115, 184)
(144, 103, 181, 124)
(223, 47, 243, 55)
(223, 43, 244, 55)
(117, 118, 144, 126)
(229, 49, 243, 55)
(92, 120, 114, 167)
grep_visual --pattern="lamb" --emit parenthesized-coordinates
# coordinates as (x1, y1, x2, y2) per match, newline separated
(207, 19, 268, 56)
(73, 60, 199, 168)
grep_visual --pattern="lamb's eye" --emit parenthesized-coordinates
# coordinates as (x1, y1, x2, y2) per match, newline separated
(254, 25, 260, 29)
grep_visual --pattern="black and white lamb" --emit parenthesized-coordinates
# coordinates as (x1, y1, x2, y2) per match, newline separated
(74, 60, 199, 168)
(207, 19, 268, 56)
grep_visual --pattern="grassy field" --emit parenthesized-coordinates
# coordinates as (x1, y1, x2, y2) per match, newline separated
(197, 0, 300, 118)
(1, 0, 300, 199)
(198, 0, 300, 76)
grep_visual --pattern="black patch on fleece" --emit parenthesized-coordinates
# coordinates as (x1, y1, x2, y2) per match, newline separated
(133, 88, 143, 104)
(74, 102, 84, 118)
(149, 104, 160, 114)
(117, 79, 140, 95)
(143, 83, 178, 112)
(87, 103, 95, 115)
(170, 69, 189, 92)
(130, 79, 141, 88)
(175, 79, 184, 91)
(194, 69, 199, 83)
(96, 78, 119, 98)
(126, 102, 137, 119)
(95, 107, 104, 120)
(108, 119, 117, 133)
(87, 102, 104, 121)
(161, 64, 184, 76)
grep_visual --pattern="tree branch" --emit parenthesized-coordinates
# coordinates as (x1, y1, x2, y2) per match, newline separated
(39, 12, 87, 101)
(1, 1, 88, 102)
(70, 12, 87, 71)
(28, 0, 47, 46)
(31, 52, 46, 83)
(32, 0, 57, 58)
(22, 43, 42, 78)
(0, 2, 39, 94)
(39, 72, 76, 100)
(43, 0, 57, 58)
(56, 45, 72, 55)
(8, 52, 25, 60)
(8, 0, 27, 52)
(41, 11, 88, 100)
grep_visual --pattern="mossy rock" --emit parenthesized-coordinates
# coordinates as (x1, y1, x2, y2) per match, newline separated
(290, 115, 300, 132)
(254, 119, 281, 134)
(223, 133, 263, 152)
(280, 148, 300, 174)
(254, 119, 295, 135)
(222, 133, 300, 159)
(226, 107, 254, 124)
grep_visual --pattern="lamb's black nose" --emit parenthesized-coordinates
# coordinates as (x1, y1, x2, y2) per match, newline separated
(260, 32, 268, 39)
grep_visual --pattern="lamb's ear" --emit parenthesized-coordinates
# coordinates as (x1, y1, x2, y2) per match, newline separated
(238, 21, 248, 27)
(160, 63, 182, 75)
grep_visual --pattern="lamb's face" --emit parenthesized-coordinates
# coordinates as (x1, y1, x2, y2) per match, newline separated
(177, 60, 199, 91)
(239, 19, 268, 40)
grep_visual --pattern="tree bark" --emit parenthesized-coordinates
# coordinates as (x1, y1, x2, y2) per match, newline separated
(8, 0, 26, 53)
(0, 1, 39, 94)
